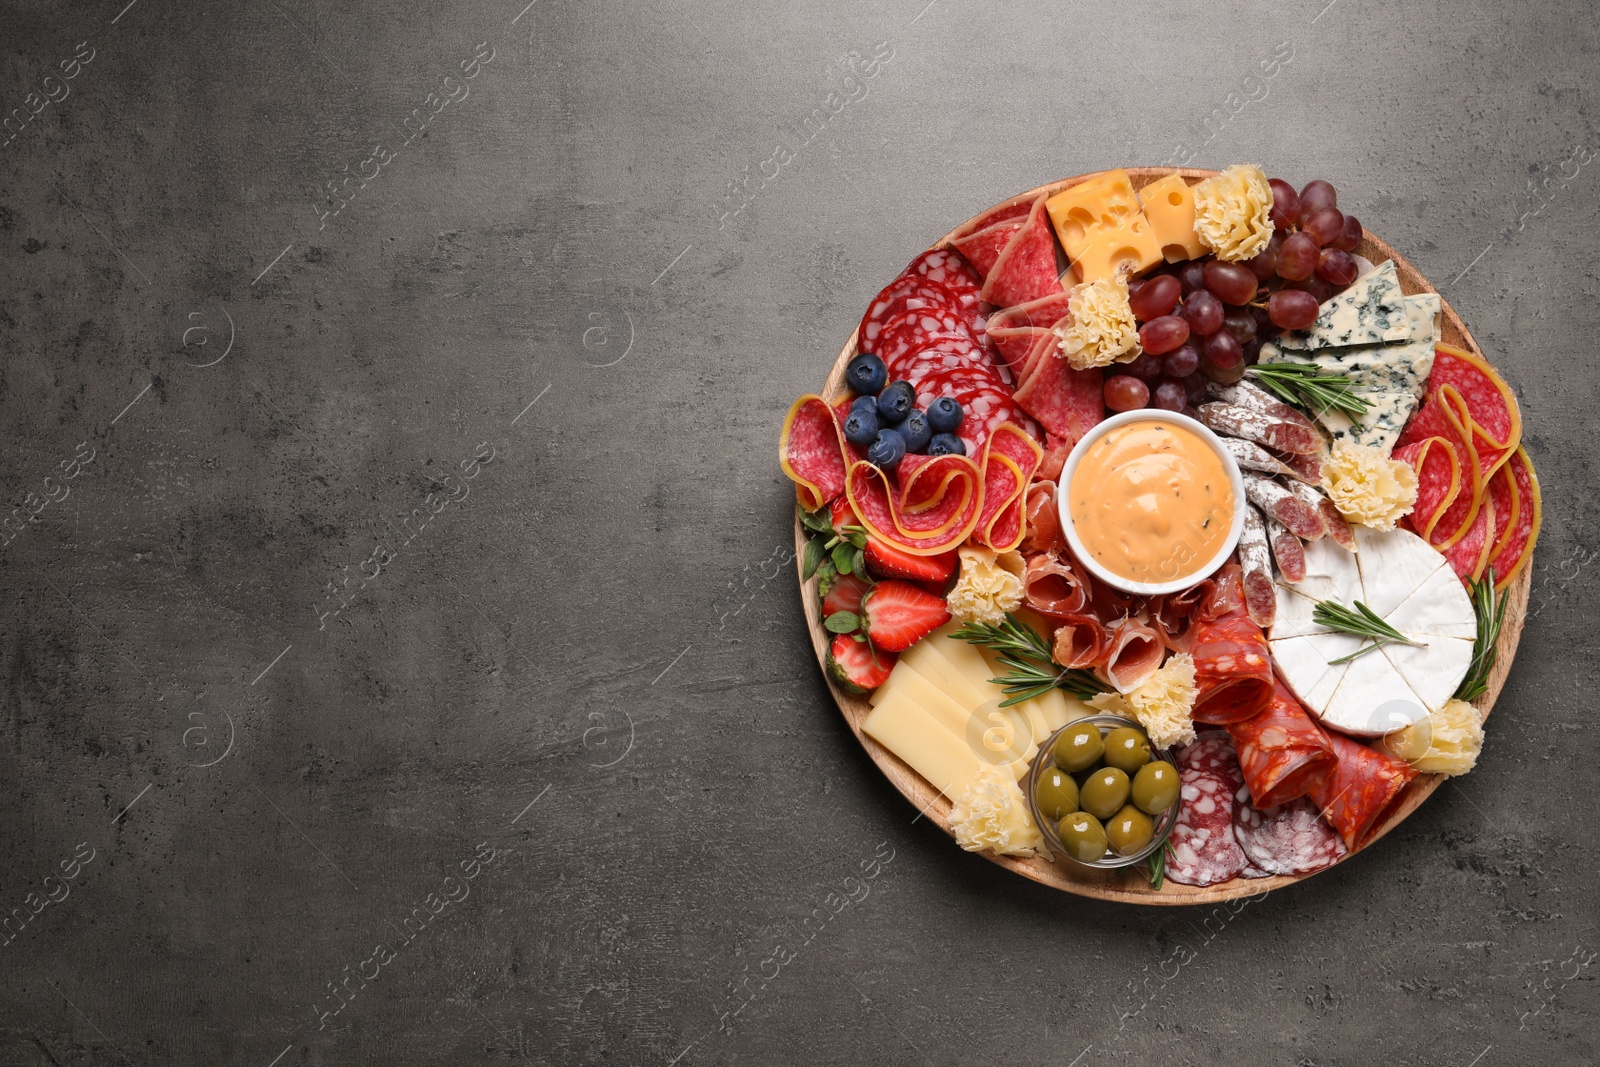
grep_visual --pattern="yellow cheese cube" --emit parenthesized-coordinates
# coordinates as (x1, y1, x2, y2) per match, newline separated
(1045, 170, 1146, 256)
(1068, 214, 1164, 284)
(1138, 174, 1207, 263)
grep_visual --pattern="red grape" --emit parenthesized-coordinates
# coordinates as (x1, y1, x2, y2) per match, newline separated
(1127, 276, 1147, 299)
(1275, 232, 1319, 281)
(1222, 310, 1257, 348)
(1269, 178, 1301, 231)
(1125, 351, 1163, 382)
(1178, 261, 1207, 294)
(1129, 274, 1182, 321)
(1139, 314, 1191, 355)
(1201, 357, 1246, 384)
(1268, 288, 1320, 330)
(1299, 179, 1337, 221)
(1182, 371, 1209, 405)
(1163, 343, 1200, 378)
(1152, 380, 1187, 412)
(1203, 261, 1258, 306)
(1332, 214, 1361, 252)
(1201, 330, 1243, 368)
(1303, 207, 1345, 247)
(1243, 245, 1278, 281)
(1242, 339, 1262, 365)
(1181, 290, 1225, 336)
(1317, 248, 1358, 287)
(1104, 374, 1150, 412)
(1294, 276, 1336, 303)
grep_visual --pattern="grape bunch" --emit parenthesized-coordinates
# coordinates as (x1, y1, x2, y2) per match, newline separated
(1100, 178, 1361, 416)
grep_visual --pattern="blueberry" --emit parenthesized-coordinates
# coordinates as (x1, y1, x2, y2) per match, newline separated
(928, 433, 966, 457)
(927, 396, 964, 433)
(899, 408, 932, 453)
(875, 380, 916, 424)
(846, 352, 888, 396)
(866, 428, 907, 470)
(842, 399, 879, 447)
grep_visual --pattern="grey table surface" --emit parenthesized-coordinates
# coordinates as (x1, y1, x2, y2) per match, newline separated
(1, 0, 1596, 1063)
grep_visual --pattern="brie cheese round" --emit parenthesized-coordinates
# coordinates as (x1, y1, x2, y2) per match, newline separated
(1268, 527, 1476, 737)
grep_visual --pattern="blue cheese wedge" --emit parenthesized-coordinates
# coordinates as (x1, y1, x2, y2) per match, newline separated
(1262, 292, 1440, 454)
(1274, 260, 1410, 350)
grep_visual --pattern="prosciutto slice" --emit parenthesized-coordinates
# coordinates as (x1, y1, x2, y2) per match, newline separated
(1018, 481, 1063, 555)
(1051, 613, 1108, 669)
(1023, 549, 1089, 616)
(1096, 616, 1164, 692)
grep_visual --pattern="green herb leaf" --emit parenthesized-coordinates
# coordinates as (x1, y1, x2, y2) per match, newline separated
(1248, 362, 1371, 419)
(799, 505, 834, 535)
(853, 547, 866, 578)
(1311, 598, 1426, 664)
(1455, 569, 1507, 702)
(846, 530, 867, 550)
(831, 543, 854, 576)
(952, 613, 1107, 703)
(824, 611, 860, 634)
(802, 538, 825, 581)
(1146, 839, 1168, 890)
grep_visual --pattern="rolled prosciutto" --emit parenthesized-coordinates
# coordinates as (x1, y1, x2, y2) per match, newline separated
(1310, 731, 1419, 850)
(1096, 616, 1164, 692)
(1018, 481, 1062, 555)
(1225, 680, 1338, 808)
(1187, 566, 1274, 724)
(1052, 613, 1107, 669)
(1023, 549, 1089, 617)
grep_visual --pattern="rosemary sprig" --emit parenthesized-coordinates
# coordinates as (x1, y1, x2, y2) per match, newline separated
(1312, 599, 1427, 664)
(950, 613, 1106, 704)
(1247, 362, 1371, 419)
(1146, 838, 1168, 889)
(1455, 569, 1508, 702)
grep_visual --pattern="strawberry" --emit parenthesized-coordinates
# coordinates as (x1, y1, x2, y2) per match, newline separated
(828, 633, 895, 693)
(861, 580, 951, 652)
(821, 573, 870, 618)
(864, 537, 958, 584)
(829, 496, 858, 531)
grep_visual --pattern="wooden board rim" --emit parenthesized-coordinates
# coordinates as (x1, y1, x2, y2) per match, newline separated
(794, 167, 1532, 905)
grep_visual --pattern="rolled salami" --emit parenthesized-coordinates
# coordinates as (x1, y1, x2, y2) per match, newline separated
(1187, 568, 1275, 724)
(1310, 730, 1419, 850)
(1225, 680, 1337, 808)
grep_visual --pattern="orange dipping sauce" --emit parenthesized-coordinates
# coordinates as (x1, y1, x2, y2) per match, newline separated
(1069, 419, 1235, 585)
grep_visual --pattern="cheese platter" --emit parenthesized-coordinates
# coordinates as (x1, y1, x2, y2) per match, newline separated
(780, 167, 1536, 904)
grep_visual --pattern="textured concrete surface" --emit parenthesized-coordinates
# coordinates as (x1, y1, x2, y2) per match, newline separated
(0, 0, 1596, 1063)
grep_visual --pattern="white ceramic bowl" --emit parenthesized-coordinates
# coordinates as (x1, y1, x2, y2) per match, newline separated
(1055, 408, 1246, 597)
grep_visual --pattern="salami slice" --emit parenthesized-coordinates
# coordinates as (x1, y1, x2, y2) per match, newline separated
(974, 423, 1042, 551)
(1265, 516, 1307, 585)
(780, 395, 849, 510)
(1187, 568, 1275, 724)
(1485, 447, 1540, 591)
(1014, 350, 1106, 445)
(1199, 402, 1321, 455)
(1428, 344, 1521, 475)
(952, 218, 1026, 279)
(876, 309, 986, 371)
(1224, 679, 1337, 808)
(1309, 730, 1418, 850)
(1399, 389, 1483, 547)
(1166, 734, 1247, 887)
(857, 276, 966, 353)
(1272, 446, 1325, 486)
(1232, 795, 1346, 876)
(950, 196, 1036, 238)
(1441, 487, 1495, 583)
(1394, 437, 1463, 543)
(986, 291, 1074, 373)
(979, 196, 1065, 309)
(902, 248, 982, 317)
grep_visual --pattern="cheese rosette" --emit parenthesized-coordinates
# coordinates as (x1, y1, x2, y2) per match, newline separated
(780, 395, 1041, 554)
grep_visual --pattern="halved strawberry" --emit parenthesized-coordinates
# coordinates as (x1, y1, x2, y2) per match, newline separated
(861, 580, 951, 652)
(864, 537, 958, 583)
(828, 633, 895, 693)
(829, 496, 858, 531)
(821, 572, 870, 618)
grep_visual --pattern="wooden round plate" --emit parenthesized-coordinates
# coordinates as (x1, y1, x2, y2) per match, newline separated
(794, 168, 1532, 905)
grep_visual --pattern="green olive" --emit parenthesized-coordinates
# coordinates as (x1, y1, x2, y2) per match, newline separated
(1034, 768, 1079, 821)
(1080, 766, 1131, 821)
(1052, 722, 1104, 773)
(1106, 804, 1155, 856)
(1103, 726, 1153, 774)
(1056, 811, 1109, 862)
(1131, 761, 1180, 815)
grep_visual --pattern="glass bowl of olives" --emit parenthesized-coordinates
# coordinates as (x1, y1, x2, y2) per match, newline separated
(1025, 715, 1180, 869)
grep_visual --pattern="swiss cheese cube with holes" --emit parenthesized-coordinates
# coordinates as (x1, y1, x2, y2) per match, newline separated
(1137, 174, 1207, 263)
(1046, 169, 1163, 283)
